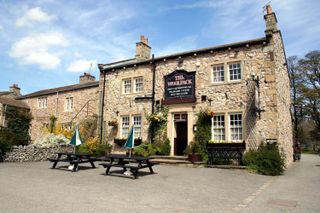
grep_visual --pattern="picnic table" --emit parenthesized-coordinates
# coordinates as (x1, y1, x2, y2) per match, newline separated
(48, 152, 96, 172)
(99, 154, 154, 179)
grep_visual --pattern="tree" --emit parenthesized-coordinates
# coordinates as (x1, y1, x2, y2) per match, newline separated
(298, 51, 320, 140)
(287, 56, 303, 139)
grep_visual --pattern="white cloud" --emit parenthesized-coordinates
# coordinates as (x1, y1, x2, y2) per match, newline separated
(16, 7, 56, 27)
(9, 32, 69, 69)
(67, 59, 96, 72)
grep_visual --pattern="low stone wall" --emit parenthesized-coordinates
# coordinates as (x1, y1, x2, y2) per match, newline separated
(4, 145, 73, 162)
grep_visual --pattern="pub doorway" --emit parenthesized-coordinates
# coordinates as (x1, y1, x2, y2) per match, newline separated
(174, 113, 188, 156)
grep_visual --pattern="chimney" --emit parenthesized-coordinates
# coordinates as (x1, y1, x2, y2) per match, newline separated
(135, 35, 151, 60)
(9, 84, 21, 96)
(79, 72, 96, 83)
(264, 4, 278, 36)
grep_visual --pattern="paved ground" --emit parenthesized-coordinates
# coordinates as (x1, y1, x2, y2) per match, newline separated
(0, 154, 319, 213)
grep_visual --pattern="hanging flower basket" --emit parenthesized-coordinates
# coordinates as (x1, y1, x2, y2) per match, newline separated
(108, 120, 118, 127)
(148, 112, 166, 123)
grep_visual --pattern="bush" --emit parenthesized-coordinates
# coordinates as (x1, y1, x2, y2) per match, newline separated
(154, 138, 171, 155)
(78, 137, 112, 157)
(134, 143, 157, 157)
(242, 143, 285, 176)
(184, 141, 201, 155)
(32, 134, 69, 148)
(194, 109, 212, 160)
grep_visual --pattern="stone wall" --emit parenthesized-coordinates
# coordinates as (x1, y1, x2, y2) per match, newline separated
(4, 145, 72, 162)
(22, 86, 99, 141)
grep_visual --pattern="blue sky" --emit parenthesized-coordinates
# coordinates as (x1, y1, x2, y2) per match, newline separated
(0, 0, 319, 94)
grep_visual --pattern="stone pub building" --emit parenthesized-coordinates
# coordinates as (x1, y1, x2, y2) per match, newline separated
(98, 5, 293, 164)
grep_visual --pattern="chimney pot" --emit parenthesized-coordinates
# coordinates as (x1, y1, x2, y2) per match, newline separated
(266, 5, 273, 14)
(135, 35, 151, 60)
(9, 84, 21, 96)
(79, 73, 96, 83)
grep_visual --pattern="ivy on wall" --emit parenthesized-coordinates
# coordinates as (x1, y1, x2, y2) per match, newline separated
(0, 106, 32, 160)
(194, 108, 212, 159)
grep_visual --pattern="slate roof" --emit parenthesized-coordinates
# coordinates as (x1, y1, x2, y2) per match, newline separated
(99, 37, 268, 72)
(0, 97, 29, 109)
(18, 81, 99, 99)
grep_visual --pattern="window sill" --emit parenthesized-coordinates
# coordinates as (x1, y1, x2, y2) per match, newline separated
(210, 80, 243, 86)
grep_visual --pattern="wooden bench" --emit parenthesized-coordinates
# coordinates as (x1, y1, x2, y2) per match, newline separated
(99, 154, 155, 179)
(100, 162, 140, 179)
(47, 152, 96, 172)
(207, 142, 246, 165)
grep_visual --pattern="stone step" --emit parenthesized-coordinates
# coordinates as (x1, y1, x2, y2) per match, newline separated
(150, 155, 188, 160)
(150, 158, 191, 165)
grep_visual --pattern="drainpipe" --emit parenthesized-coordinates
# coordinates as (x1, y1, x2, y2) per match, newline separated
(151, 54, 156, 143)
(55, 92, 59, 117)
(151, 54, 156, 113)
(99, 71, 106, 144)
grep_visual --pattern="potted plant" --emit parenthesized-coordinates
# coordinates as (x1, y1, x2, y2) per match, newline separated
(184, 141, 202, 163)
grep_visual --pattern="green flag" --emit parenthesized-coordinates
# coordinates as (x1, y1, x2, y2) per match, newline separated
(70, 127, 83, 146)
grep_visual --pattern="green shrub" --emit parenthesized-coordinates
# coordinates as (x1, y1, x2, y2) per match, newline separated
(134, 143, 157, 157)
(242, 143, 285, 176)
(78, 140, 112, 157)
(194, 109, 212, 160)
(93, 144, 112, 157)
(154, 138, 171, 155)
(184, 141, 201, 155)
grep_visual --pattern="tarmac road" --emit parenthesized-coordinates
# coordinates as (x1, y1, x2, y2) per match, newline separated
(0, 154, 319, 213)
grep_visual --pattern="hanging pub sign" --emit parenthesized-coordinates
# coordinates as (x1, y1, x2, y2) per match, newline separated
(163, 70, 196, 104)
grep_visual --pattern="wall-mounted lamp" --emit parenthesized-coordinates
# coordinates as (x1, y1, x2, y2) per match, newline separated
(116, 111, 119, 116)
(193, 124, 197, 132)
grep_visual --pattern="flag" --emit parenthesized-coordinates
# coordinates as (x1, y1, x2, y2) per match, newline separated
(124, 126, 134, 149)
(70, 127, 83, 146)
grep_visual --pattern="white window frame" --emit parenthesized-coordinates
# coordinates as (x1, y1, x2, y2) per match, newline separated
(134, 77, 143, 93)
(211, 114, 225, 142)
(38, 97, 47, 109)
(212, 64, 225, 83)
(228, 62, 241, 81)
(121, 116, 130, 138)
(133, 115, 142, 139)
(123, 79, 132, 94)
(65, 97, 73, 112)
(229, 113, 243, 142)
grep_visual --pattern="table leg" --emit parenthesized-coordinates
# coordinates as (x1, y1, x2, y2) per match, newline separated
(106, 166, 111, 175)
(52, 153, 62, 169)
(52, 161, 58, 169)
(146, 160, 154, 174)
(73, 163, 78, 172)
(89, 157, 96, 168)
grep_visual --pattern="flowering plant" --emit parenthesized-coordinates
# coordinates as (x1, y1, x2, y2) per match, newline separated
(108, 120, 118, 127)
(148, 112, 166, 123)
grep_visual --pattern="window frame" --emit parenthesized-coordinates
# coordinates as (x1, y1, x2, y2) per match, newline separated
(122, 79, 132, 94)
(228, 62, 242, 81)
(229, 113, 243, 142)
(211, 114, 226, 142)
(65, 97, 74, 112)
(38, 97, 47, 109)
(132, 115, 142, 139)
(134, 77, 143, 93)
(121, 115, 130, 138)
(211, 112, 244, 142)
(212, 64, 225, 83)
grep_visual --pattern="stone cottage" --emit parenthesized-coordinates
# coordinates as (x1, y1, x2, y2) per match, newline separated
(98, 5, 293, 163)
(17, 73, 99, 141)
(0, 84, 29, 127)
